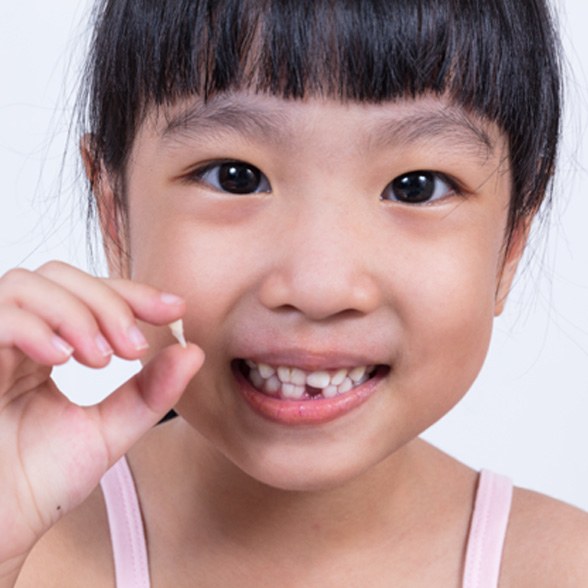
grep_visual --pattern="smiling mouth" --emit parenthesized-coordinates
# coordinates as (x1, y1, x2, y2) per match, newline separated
(234, 359, 389, 401)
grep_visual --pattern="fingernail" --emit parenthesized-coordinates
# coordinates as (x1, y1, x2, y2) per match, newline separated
(52, 335, 74, 358)
(160, 292, 184, 306)
(95, 334, 114, 357)
(127, 325, 149, 350)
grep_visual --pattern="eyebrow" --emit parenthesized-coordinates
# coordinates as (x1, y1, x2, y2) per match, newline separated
(160, 99, 495, 160)
(162, 100, 287, 144)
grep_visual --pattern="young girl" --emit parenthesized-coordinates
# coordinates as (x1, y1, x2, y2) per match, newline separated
(2, 0, 587, 586)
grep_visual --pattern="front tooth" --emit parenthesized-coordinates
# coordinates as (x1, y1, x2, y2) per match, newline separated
(323, 385, 339, 398)
(330, 369, 347, 386)
(338, 377, 353, 394)
(291, 368, 307, 386)
(264, 375, 281, 394)
(277, 366, 292, 383)
(349, 366, 367, 383)
(258, 363, 275, 379)
(306, 370, 331, 388)
(282, 383, 305, 399)
(249, 369, 264, 389)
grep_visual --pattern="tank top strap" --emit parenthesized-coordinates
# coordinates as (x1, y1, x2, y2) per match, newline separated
(100, 456, 151, 588)
(462, 469, 513, 588)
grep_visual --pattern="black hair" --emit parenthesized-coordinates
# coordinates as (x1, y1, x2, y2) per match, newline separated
(80, 0, 562, 250)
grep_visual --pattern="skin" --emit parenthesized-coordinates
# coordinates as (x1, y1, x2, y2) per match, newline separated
(3, 93, 588, 586)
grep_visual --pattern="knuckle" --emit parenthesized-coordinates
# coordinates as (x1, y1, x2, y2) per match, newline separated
(0, 268, 31, 302)
(37, 260, 68, 278)
(0, 267, 30, 287)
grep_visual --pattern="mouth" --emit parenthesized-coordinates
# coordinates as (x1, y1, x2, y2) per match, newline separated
(232, 359, 389, 425)
(236, 359, 384, 399)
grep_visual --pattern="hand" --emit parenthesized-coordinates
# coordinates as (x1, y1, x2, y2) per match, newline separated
(0, 261, 203, 576)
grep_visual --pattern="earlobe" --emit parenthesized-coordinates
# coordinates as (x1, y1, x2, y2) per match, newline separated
(80, 135, 129, 278)
(494, 219, 532, 316)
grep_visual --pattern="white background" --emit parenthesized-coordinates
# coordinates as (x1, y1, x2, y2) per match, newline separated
(1, 1, 587, 509)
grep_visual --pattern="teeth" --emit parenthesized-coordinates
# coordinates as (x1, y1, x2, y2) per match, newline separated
(291, 368, 307, 386)
(244, 361, 378, 400)
(338, 378, 353, 394)
(249, 369, 264, 389)
(323, 385, 339, 398)
(258, 363, 275, 379)
(264, 375, 281, 395)
(306, 371, 330, 388)
(277, 366, 292, 383)
(349, 366, 367, 383)
(330, 369, 347, 386)
(282, 383, 306, 399)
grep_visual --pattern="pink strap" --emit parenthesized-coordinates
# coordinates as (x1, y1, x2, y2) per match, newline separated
(100, 457, 151, 588)
(463, 470, 513, 588)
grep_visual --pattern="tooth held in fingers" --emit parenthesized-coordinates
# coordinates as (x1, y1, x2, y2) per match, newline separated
(169, 319, 187, 348)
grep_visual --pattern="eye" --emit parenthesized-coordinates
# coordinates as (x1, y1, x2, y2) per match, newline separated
(381, 171, 457, 204)
(194, 161, 271, 194)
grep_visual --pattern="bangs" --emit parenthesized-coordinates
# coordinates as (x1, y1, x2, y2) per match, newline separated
(98, 0, 547, 108)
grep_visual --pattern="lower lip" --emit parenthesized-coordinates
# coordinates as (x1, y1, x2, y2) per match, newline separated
(233, 364, 384, 426)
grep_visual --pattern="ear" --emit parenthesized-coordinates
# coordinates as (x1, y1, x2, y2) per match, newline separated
(494, 218, 532, 316)
(80, 135, 129, 278)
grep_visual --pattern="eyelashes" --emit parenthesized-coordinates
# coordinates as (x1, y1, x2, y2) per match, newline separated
(189, 161, 271, 195)
(187, 159, 464, 204)
(381, 170, 463, 204)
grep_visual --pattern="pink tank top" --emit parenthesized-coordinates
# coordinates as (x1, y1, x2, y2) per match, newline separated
(100, 459, 512, 587)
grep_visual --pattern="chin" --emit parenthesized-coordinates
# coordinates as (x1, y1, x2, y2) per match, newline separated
(230, 440, 389, 493)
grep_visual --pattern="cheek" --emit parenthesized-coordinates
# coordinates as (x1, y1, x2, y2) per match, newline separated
(128, 211, 260, 349)
(392, 235, 500, 403)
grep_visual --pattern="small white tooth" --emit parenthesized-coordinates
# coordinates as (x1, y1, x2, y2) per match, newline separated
(306, 370, 331, 388)
(264, 375, 281, 395)
(323, 385, 339, 398)
(258, 363, 275, 379)
(282, 383, 305, 399)
(277, 366, 292, 383)
(246, 359, 256, 369)
(338, 377, 353, 394)
(291, 368, 307, 386)
(330, 369, 348, 386)
(249, 369, 264, 389)
(349, 366, 367, 383)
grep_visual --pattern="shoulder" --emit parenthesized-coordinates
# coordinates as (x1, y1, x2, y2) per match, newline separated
(16, 486, 114, 588)
(501, 485, 588, 587)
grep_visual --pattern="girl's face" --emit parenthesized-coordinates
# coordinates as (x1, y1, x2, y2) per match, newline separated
(111, 93, 522, 490)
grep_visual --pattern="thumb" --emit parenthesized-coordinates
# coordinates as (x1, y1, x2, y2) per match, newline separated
(96, 343, 204, 464)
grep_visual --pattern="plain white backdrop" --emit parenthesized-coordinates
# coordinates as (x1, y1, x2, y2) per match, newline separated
(1, 1, 587, 510)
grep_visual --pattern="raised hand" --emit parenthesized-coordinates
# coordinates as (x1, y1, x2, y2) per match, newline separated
(0, 261, 203, 581)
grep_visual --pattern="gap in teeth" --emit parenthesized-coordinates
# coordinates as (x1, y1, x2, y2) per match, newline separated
(243, 360, 376, 399)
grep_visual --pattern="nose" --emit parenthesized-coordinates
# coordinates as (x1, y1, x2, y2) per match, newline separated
(258, 204, 383, 321)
